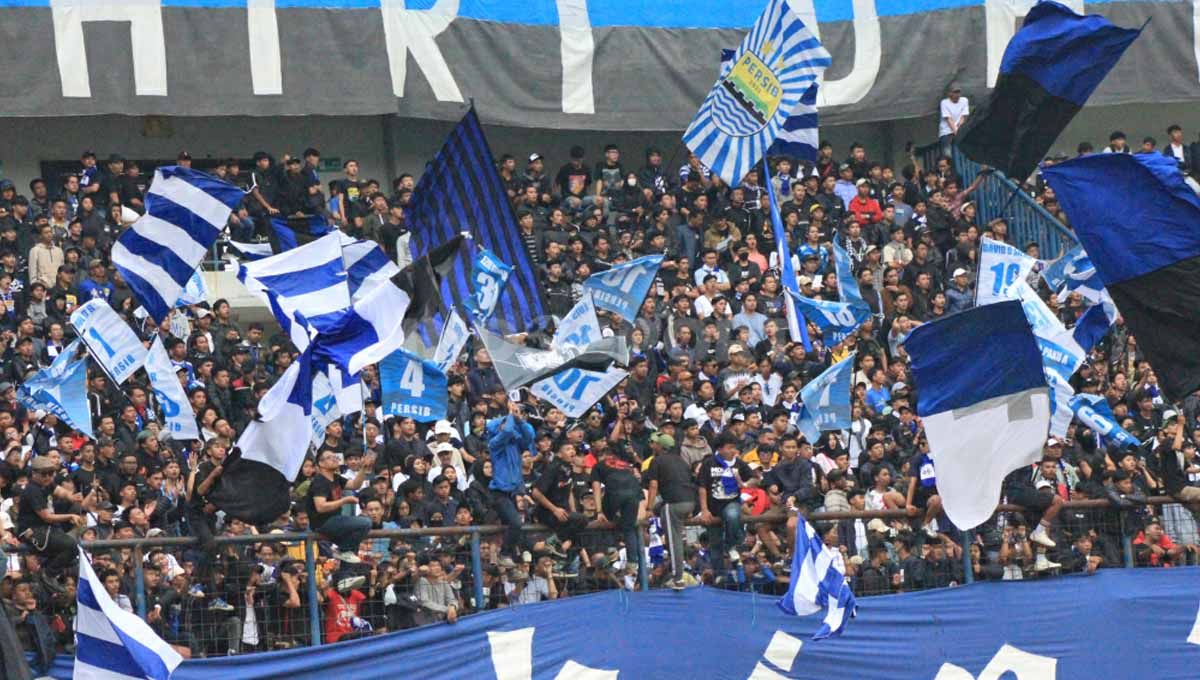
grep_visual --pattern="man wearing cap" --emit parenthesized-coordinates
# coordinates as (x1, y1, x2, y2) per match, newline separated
(939, 85, 969, 157)
(18, 456, 84, 577)
(848, 178, 883, 225)
(946, 267, 974, 314)
(834, 162, 858, 209)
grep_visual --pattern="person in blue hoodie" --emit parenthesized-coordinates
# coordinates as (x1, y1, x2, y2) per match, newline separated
(487, 401, 534, 558)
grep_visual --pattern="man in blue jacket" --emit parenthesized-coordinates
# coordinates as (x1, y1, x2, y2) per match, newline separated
(487, 401, 534, 558)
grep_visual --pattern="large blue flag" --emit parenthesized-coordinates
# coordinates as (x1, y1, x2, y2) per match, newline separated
(582, 254, 664, 321)
(464, 247, 513, 325)
(956, 1, 1140, 180)
(1070, 393, 1140, 450)
(830, 239, 867, 311)
(406, 107, 545, 335)
(684, 0, 830, 185)
(1042, 152, 1200, 401)
(778, 513, 856, 639)
(17, 339, 91, 437)
(904, 300, 1050, 529)
(721, 48, 819, 162)
(796, 352, 854, 444)
(787, 290, 870, 346)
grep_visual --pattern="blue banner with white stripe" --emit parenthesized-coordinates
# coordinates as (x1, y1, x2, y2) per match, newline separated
(796, 352, 854, 444)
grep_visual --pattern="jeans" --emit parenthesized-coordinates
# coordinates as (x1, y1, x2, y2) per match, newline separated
(23, 526, 78, 575)
(707, 502, 744, 570)
(602, 488, 641, 556)
(491, 489, 524, 557)
(939, 133, 956, 159)
(317, 515, 372, 553)
(659, 501, 695, 580)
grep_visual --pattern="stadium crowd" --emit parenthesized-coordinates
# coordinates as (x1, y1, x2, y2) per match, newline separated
(3, 126, 1200, 664)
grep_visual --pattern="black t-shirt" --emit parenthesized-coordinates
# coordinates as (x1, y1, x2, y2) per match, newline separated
(555, 163, 592, 199)
(534, 458, 575, 509)
(306, 474, 345, 529)
(696, 454, 753, 509)
(189, 461, 217, 509)
(590, 452, 640, 495)
(17, 481, 54, 533)
(645, 453, 696, 504)
(117, 174, 145, 208)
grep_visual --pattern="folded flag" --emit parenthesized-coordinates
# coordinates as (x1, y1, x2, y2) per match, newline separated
(956, 1, 1140, 180)
(1011, 282, 1085, 439)
(1042, 152, 1200, 401)
(765, 157, 810, 350)
(684, 0, 830, 185)
(477, 328, 628, 392)
(75, 546, 183, 680)
(796, 352, 854, 444)
(269, 213, 332, 253)
(778, 513, 856, 639)
(406, 107, 545, 334)
(70, 299, 148, 385)
(112, 165, 242, 323)
(532, 293, 629, 417)
(211, 350, 314, 524)
(721, 48, 820, 162)
(582, 254, 664, 322)
(144, 336, 200, 441)
(904, 300, 1050, 530)
(1070, 393, 1140, 450)
(463, 247, 513, 326)
(830, 239, 867, 312)
(17, 340, 91, 437)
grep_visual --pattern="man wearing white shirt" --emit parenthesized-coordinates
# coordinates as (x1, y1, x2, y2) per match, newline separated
(938, 85, 969, 157)
(693, 249, 730, 290)
(1164, 124, 1191, 170)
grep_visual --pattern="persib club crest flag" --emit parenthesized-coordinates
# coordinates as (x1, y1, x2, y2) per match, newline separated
(684, 0, 830, 185)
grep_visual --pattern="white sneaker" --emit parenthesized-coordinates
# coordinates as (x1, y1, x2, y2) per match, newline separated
(728, 549, 741, 564)
(924, 524, 939, 539)
(1034, 554, 1062, 572)
(336, 550, 362, 564)
(1029, 525, 1056, 548)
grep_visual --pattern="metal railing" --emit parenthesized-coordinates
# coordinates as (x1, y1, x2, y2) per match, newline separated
(916, 142, 1077, 259)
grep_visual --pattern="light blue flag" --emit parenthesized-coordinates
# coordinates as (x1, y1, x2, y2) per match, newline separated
(18, 340, 92, 436)
(796, 352, 855, 444)
(70, 298, 148, 385)
(684, 0, 830, 185)
(583, 254, 664, 321)
(464, 247, 513, 324)
(174, 269, 208, 307)
(144, 336, 200, 441)
(788, 290, 871, 346)
(1041, 244, 1107, 303)
(1070, 393, 1140, 449)
(764, 157, 810, 350)
(380, 348, 448, 422)
(433, 307, 471, 373)
(831, 239, 866, 310)
(778, 513, 856, 639)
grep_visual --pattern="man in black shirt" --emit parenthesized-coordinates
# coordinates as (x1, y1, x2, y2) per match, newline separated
(643, 432, 695, 587)
(19, 456, 83, 575)
(307, 449, 374, 563)
(697, 433, 754, 568)
(186, 439, 227, 551)
(591, 428, 643, 558)
(530, 441, 587, 548)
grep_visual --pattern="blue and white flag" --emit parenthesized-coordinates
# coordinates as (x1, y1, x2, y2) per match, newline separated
(238, 232, 350, 350)
(145, 337, 199, 441)
(269, 213, 332, 252)
(765, 157, 810, 350)
(18, 340, 91, 437)
(1070, 393, 1140, 450)
(551, 292, 602, 352)
(463, 247, 513, 324)
(433, 308, 471, 373)
(787, 290, 871, 346)
(174, 270, 208, 307)
(308, 371, 343, 447)
(583, 254, 664, 321)
(796, 352, 854, 444)
(111, 166, 241, 323)
(904, 300, 1051, 530)
(1041, 245, 1107, 304)
(70, 299, 148, 385)
(1072, 297, 1119, 353)
(977, 237, 1038, 307)
(778, 513, 856, 639)
(226, 239, 273, 262)
(532, 366, 628, 418)
(830, 239, 867, 311)
(75, 546, 182, 680)
(236, 350, 315, 481)
(380, 349, 448, 422)
(721, 49, 820, 162)
(1013, 281, 1086, 438)
(340, 233, 401, 302)
(685, 0, 830, 185)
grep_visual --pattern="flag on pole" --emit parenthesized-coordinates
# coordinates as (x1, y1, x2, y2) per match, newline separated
(904, 300, 1050, 530)
(144, 337, 199, 441)
(778, 513, 856, 639)
(111, 166, 242, 323)
(1042, 151, 1200, 401)
(581, 254, 664, 322)
(796, 352, 854, 444)
(70, 299, 148, 385)
(956, 1, 1140, 181)
(463, 247, 513, 325)
(764, 157, 810, 350)
(1070, 393, 1140, 450)
(721, 48, 820, 162)
(75, 546, 183, 680)
(684, 0, 830, 185)
(17, 339, 91, 437)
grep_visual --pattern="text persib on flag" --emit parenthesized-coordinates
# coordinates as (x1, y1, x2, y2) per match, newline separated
(380, 348, 448, 422)
(1042, 152, 1200, 401)
(903, 300, 1050, 530)
(684, 0, 830, 185)
(721, 48, 820, 162)
(582, 254, 664, 321)
(70, 298, 148, 385)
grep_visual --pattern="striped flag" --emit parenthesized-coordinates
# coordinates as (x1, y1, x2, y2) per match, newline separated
(722, 49, 819, 162)
(685, 0, 830, 185)
(75, 547, 182, 680)
(406, 107, 545, 336)
(340, 233, 401, 301)
(778, 514, 856, 639)
(112, 166, 242, 323)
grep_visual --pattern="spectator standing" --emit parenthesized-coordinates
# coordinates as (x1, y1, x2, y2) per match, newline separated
(938, 85, 969, 157)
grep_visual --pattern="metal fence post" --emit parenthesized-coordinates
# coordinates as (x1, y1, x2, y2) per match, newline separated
(133, 545, 147, 619)
(1120, 513, 1135, 569)
(961, 528, 974, 585)
(470, 530, 485, 612)
(304, 536, 321, 647)
(634, 529, 649, 592)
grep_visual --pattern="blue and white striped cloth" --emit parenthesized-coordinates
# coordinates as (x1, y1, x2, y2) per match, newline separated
(778, 514, 856, 639)
(722, 49, 820, 162)
(341, 233, 401, 301)
(112, 166, 242, 323)
(75, 547, 182, 680)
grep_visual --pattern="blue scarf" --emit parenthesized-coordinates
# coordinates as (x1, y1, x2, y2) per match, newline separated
(715, 454, 740, 496)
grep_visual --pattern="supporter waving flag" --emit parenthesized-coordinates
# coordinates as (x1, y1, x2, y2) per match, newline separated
(778, 513, 856, 639)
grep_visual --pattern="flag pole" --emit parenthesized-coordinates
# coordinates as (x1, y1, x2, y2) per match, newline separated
(763, 155, 812, 351)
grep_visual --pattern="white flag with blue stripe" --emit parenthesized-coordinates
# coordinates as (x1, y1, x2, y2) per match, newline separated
(112, 166, 242, 324)
(75, 547, 182, 680)
(778, 514, 856, 639)
(685, 0, 830, 185)
(340, 232, 400, 302)
(721, 48, 819, 162)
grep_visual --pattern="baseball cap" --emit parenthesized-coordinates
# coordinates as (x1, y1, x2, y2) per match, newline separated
(528, 153, 543, 163)
(433, 442, 455, 455)
(727, 344, 745, 355)
(729, 412, 746, 422)
(838, 162, 852, 172)
(855, 178, 869, 187)
(650, 433, 675, 448)
(808, 204, 825, 214)
(177, 150, 192, 160)
(434, 420, 455, 436)
(952, 268, 968, 278)
(1045, 437, 1062, 447)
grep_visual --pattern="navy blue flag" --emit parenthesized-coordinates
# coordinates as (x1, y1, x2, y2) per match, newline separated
(269, 213, 332, 252)
(406, 108, 544, 335)
(956, 1, 1140, 180)
(1042, 152, 1200, 401)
